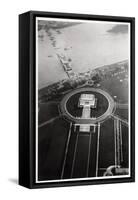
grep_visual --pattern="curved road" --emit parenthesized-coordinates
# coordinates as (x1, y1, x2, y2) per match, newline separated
(60, 87, 115, 124)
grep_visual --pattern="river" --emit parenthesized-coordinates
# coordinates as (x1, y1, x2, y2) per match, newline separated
(38, 21, 129, 89)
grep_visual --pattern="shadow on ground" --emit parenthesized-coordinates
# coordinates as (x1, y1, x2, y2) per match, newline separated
(8, 178, 18, 185)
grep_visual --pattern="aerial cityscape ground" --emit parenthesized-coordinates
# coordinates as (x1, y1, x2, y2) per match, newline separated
(37, 19, 129, 181)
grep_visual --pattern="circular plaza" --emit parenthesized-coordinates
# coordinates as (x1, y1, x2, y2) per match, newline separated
(60, 87, 115, 124)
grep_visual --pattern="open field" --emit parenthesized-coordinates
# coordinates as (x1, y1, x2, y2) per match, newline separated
(38, 102, 59, 125)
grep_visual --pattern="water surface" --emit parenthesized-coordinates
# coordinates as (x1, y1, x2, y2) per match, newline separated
(38, 22, 129, 89)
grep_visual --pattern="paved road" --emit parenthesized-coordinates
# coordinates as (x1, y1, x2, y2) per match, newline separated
(116, 103, 128, 109)
(61, 123, 101, 179)
(38, 116, 61, 128)
(111, 114, 128, 126)
(60, 87, 115, 124)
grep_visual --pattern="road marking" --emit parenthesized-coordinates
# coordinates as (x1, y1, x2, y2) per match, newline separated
(38, 116, 61, 128)
(70, 131, 79, 178)
(116, 119, 120, 166)
(61, 122, 72, 179)
(119, 121, 123, 162)
(86, 132, 92, 177)
(96, 123, 100, 177)
(114, 119, 117, 166)
(114, 118, 122, 167)
(111, 114, 128, 126)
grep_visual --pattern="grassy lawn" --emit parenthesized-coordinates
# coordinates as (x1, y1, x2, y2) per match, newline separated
(38, 102, 59, 125)
(101, 75, 128, 104)
(38, 117, 70, 181)
(66, 91, 108, 118)
(114, 108, 128, 121)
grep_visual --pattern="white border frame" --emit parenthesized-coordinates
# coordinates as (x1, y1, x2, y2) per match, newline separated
(35, 17, 131, 183)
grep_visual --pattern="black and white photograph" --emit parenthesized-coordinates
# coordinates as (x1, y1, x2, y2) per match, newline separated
(36, 16, 132, 184)
(0, 0, 138, 197)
